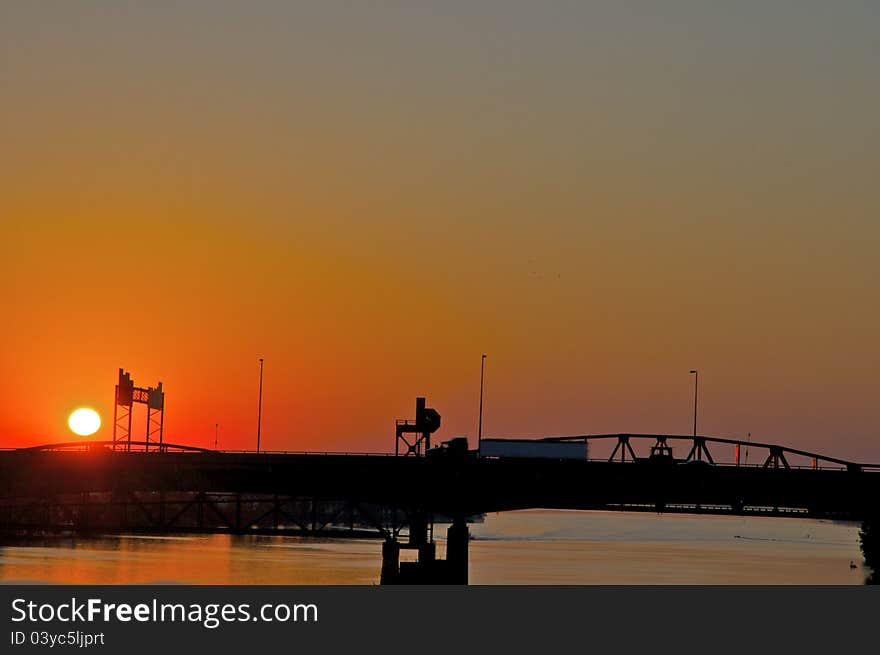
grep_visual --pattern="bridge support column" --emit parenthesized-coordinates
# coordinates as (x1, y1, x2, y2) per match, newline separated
(447, 517, 469, 585)
(418, 541, 436, 567)
(380, 539, 400, 585)
(409, 513, 428, 549)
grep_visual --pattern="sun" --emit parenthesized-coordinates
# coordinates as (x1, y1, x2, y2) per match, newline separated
(68, 408, 101, 436)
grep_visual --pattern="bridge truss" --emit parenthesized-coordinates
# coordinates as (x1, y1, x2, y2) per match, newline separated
(537, 433, 878, 472)
(0, 491, 406, 539)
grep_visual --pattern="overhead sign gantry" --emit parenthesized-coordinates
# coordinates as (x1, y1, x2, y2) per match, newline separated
(113, 368, 165, 452)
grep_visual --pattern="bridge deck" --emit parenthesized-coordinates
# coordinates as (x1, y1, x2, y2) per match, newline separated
(1, 450, 879, 535)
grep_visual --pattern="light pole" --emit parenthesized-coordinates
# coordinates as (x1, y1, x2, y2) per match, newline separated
(478, 354, 487, 450)
(689, 369, 699, 437)
(215, 423, 219, 450)
(257, 357, 264, 453)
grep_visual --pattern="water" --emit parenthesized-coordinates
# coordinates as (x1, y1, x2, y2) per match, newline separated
(0, 510, 868, 584)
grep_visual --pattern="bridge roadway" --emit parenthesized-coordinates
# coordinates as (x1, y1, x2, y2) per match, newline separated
(1, 444, 879, 531)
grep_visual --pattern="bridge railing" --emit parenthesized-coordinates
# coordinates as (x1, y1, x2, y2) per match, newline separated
(1, 441, 397, 457)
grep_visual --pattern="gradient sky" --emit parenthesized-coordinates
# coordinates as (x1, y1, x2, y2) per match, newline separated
(2, 1, 878, 460)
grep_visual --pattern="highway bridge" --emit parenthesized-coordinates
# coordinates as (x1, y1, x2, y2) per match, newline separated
(1, 429, 879, 583)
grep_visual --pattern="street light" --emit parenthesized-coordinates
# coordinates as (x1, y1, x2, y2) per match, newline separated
(257, 357, 264, 453)
(478, 354, 487, 450)
(689, 370, 699, 437)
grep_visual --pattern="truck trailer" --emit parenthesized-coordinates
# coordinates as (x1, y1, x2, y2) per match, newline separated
(479, 438, 588, 460)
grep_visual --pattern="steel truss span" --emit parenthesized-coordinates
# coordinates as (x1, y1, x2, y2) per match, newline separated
(533, 433, 880, 471)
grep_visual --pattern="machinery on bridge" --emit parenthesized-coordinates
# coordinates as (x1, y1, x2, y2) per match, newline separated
(394, 397, 441, 456)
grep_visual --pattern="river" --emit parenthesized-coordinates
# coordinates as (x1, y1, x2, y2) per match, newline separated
(0, 510, 867, 584)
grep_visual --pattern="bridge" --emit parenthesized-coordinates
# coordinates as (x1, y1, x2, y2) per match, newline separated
(2, 412, 879, 583)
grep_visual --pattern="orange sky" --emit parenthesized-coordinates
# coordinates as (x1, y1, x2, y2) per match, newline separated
(2, 3, 878, 460)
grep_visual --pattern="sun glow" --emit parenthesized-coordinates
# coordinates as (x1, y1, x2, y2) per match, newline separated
(68, 408, 101, 436)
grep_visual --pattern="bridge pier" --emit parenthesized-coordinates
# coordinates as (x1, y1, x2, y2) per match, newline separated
(379, 517, 469, 585)
(380, 539, 401, 584)
(446, 517, 469, 585)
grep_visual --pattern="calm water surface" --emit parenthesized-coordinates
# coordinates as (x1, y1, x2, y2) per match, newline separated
(0, 510, 868, 584)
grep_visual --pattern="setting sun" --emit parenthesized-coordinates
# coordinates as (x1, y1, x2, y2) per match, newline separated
(68, 408, 101, 436)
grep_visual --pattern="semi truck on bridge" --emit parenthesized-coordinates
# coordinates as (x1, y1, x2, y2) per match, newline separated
(478, 438, 588, 460)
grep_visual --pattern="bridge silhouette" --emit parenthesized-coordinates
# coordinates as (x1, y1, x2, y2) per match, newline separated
(2, 428, 879, 583)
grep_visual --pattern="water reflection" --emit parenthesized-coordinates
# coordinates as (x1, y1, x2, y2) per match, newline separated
(0, 510, 869, 585)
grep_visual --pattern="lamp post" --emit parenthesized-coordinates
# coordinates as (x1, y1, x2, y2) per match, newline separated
(689, 369, 699, 437)
(215, 423, 219, 450)
(257, 357, 264, 453)
(478, 354, 487, 450)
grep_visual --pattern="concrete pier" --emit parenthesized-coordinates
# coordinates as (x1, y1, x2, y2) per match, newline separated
(446, 517, 469, 585)
(380, 539, 400, 585)
(380, 518, 469, 584)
